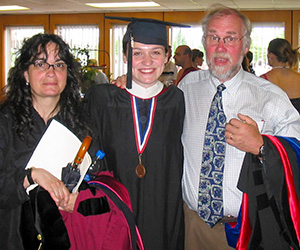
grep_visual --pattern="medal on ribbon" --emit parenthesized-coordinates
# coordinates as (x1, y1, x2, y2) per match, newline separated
(131, 95, 157, 178)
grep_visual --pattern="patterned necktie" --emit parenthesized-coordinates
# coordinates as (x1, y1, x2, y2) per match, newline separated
(198, 84, 227, 227)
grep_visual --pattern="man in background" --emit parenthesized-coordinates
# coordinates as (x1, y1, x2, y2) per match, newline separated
(174, 45, 197, 86)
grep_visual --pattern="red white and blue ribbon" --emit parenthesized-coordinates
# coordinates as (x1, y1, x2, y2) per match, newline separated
(131, 95, 157, 154)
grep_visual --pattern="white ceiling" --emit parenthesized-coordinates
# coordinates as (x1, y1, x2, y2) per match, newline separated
(0, 0, 299, 14)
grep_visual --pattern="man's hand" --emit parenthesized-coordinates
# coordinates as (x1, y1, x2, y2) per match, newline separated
(225, 113, 264, 155)
(111, 74, 127, 89)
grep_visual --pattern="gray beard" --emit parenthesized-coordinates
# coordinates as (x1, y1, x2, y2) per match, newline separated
(209, 63, 241, 81)
(208, 54, 244, 82)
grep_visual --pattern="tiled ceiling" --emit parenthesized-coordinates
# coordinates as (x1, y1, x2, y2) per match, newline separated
(0, 0, 299, 14)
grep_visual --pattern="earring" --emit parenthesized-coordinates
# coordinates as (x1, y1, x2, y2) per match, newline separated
(26, 82, 29, 86)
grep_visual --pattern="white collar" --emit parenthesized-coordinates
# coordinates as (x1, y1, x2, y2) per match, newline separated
(126, 81, 164, 99)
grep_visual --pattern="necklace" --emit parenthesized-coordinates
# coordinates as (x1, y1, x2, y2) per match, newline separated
(272, 66, 289, 69)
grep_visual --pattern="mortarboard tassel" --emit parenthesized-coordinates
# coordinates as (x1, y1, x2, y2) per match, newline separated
(126, 34, 134, 89)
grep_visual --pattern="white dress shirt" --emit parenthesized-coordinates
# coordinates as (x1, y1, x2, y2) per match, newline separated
(179, 68, 300, 217)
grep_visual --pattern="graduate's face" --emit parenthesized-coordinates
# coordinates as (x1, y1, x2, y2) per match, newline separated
(24, 42, 67, 102)
(124, 42, 168, 88)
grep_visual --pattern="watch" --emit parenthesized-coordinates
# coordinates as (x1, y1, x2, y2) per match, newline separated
(257, 144, 265, 158)
(26, 168, 35, 185)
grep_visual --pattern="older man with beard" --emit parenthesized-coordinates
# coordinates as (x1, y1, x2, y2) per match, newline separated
(178, 5, 300, 250)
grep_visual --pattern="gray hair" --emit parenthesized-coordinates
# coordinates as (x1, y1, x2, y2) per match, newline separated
(201, 4, 252, 50)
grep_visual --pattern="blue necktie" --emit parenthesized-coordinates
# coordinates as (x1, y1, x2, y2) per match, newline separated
(198, 84, 227, 227)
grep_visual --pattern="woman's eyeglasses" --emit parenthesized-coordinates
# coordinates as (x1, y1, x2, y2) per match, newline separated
(30, 60, 67, 72)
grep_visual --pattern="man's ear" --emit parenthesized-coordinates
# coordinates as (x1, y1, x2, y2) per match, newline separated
(243, 46, 249, 55)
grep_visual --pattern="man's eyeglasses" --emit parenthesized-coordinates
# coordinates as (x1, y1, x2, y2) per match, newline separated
(205, 35, 244, 47)
(30, 60, 67, 72)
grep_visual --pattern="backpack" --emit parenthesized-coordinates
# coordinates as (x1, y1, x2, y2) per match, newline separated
(60, 170, 144, 250)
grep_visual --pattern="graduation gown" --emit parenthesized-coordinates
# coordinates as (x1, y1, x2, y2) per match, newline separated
(235, 135, 300, 249)
(83, 83, 185, 250)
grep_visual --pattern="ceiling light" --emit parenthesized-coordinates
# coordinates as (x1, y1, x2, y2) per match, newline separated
(0, 5, 29, 11)
(86, 2, 160, 8)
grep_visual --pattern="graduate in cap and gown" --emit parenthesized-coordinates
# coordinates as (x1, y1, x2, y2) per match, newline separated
(83, 17, 189, 249)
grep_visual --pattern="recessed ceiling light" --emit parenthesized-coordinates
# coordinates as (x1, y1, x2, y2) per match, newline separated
(86, 2, 160, 8)
(0, 5, 29, 11)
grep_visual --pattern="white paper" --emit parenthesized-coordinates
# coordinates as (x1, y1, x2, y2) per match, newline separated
(26, 119, 91, 193)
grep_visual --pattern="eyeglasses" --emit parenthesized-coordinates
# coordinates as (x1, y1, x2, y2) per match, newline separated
(205, 35, 244, 47)
(30, 60, 67, 72)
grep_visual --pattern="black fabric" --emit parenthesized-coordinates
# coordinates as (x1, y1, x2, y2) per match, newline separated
(20, 200, 41, 250)
(32, 187, 70, 250)
(84, 84, 185, 250)
(290, 98, 300, 112)
(238, 136, 300, 250)
(0, 105, 82, 250)
(77, 196, 110, 216)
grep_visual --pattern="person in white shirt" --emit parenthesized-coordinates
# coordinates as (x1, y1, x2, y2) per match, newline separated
(178, 5, 300, 249)
(159, 45, 178, 85)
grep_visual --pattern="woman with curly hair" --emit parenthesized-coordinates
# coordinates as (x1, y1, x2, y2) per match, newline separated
(0, 33, 90, 250)
(260, 38, 300, 112)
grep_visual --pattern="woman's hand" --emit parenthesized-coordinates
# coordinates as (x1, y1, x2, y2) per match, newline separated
(27, 167, 71, 207)
(59, 192, 79, 213)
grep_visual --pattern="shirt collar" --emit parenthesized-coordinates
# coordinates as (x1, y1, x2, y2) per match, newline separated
(126, 81, 164, 99)
(211, 66, 244, 95)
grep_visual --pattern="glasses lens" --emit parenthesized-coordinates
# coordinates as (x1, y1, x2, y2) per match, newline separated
(206, 35, 219, 45)
(54, 63, 67, 71)
(225, 37, 236, 46)
(33, 61, 47, 70)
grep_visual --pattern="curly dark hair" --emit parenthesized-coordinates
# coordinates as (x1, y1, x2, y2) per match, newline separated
(1, 33, 89, 140)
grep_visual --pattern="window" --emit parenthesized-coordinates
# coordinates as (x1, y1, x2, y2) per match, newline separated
(169, 25, 206, 69)
(250, 23, 284, 76)
(110, 24, 127, 79)
(169, 25, 204, 53)
(5, 26, 44, 81)
(56, 25, 99, 66)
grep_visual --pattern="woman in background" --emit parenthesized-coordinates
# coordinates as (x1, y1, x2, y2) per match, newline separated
(260, 38, 300, 112)
(191, 48, 204, 69)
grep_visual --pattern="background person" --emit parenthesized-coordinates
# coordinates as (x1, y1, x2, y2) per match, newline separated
(159, 45, 178, 85)
(191, 48, 204, 69)
(0, 33, 90, 250)
(174, 45, 197, 86)
(260, 38, 300, 112)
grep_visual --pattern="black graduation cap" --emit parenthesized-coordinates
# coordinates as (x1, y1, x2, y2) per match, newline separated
(105, 16, 190, 88)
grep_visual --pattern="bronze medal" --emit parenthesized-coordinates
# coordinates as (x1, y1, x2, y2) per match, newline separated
(136, 153, 146, 178)
(135, 163, 146, 178)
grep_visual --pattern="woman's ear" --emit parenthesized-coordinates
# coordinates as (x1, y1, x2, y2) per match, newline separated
(24, 71, 29, 83)
(123, 53, 128, 63)
(164, 53, 168, 64)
